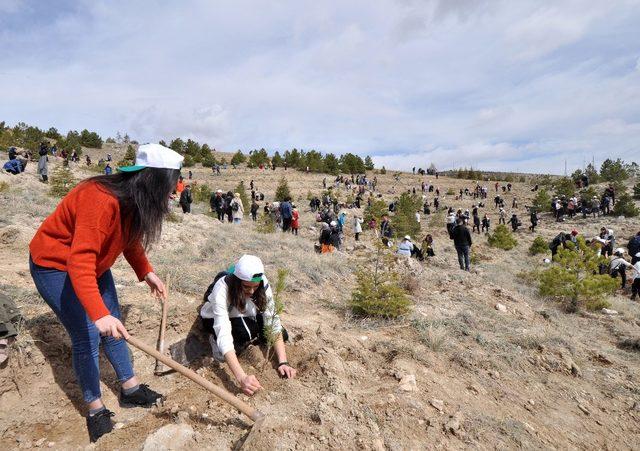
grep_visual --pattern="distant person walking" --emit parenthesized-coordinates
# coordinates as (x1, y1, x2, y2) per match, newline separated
(179, 184, 193, 213)
(353, 216, 363, 241)
(231, 193, 244, 223)
(450, 218, 472, 271)
(37, 145, 48, 183)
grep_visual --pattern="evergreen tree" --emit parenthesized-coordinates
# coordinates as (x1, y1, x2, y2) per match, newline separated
(532, 189, 552, 212)
(323, 153, 340, 175)
(553, 177, 576, 198)
(633, 182, 640, 200)
(235, 181, 250, 215)
(487, 224, 518, 250)
(392, 192, 421, 239)
(364, 199, 388, 225)
(529, 236, 549, 255)
(270, 151, 283, 167)
(600, 158, 628, 181)
(538, 237, 618, 311)
(274, 177, 292, 201)
(231, 150, 247, 166)
(49, 165, 76, 197)
(364, 156, 374, 170)
(612, 192, 639, 217)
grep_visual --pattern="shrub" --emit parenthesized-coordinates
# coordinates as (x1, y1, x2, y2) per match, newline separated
(117, 144, 136, 167)
(412, 320, 447, 352)
(553, 177, 576, 199)
(49, 165, 76, 197)
(633, 183, 640, 200)
(192, 183, 211, 203)
(392, 192, 421, 239)
(529, 236, 549, 255)
(364, 156, 374, 170)
(350, 269, 411, 319)
(80, 129, 103, 148)
(363, 199, 387, 225)
(380, 166, 387, 175)
(0, 181, 8, 192)
(274, 176, 292, 202)
(350, 243, 411, 319)
(230, 150, 246, 166)
(613, 192, 639, 217)
(256, 212, 275, 233)
(532, 189, 551, 212)
(538, 237, 617, 312)
(600, 158, 628, 182)
(166, 210, 183, 223)
(487, 224, 518, 250)
(446, 188, 455, 195)
(183, 154, 195, 167)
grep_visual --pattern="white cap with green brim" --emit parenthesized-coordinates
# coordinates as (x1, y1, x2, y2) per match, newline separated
(228, 255, 265, 283)
(118, 143, 184, 172)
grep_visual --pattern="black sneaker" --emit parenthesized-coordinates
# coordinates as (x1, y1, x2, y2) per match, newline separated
(119, 384, 163, 408)
(86, 409, 115, 443)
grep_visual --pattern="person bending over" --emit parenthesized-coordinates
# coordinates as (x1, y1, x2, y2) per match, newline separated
(200, 255, 297, 396)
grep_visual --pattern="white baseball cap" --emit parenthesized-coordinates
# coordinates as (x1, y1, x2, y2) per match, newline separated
(228, 255, 264, 283)
(119, 143, 184, 172)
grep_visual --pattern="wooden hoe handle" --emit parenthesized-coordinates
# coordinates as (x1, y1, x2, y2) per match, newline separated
(127, 335, 265, 422)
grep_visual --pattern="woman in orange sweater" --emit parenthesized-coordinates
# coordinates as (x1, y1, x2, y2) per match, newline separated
(29, 144, 182, 443)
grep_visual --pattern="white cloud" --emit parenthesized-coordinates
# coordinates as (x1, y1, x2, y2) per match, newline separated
(0, 0, 639, 174)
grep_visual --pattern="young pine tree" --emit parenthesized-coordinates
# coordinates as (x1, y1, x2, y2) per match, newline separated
(274, 176, 292, 202)
(262, 268, 287, 369)
(392, 192, 421, 239)
(538, 237, 617, 312)
(235, 181, 250, 216)
(49, 165, 76, 197)
(487, 224, 518, 250)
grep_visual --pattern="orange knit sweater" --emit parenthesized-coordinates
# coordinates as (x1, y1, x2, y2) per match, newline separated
(30, 181, 153, 321)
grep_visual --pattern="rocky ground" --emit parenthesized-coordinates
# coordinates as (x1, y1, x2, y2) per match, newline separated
(0, 145, 639, 450)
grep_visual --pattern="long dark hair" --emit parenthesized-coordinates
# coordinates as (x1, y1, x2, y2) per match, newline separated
(86, 168, 180, 249)
(225, 274, 267, 313)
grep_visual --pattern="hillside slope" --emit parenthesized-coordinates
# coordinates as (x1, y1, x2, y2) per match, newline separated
(0, 156, 639, 449)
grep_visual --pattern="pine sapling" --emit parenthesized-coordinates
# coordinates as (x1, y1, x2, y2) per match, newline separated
(262, 268, 288, 369)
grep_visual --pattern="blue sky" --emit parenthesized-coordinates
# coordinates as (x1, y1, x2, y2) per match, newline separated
(1, 0, 639, 174)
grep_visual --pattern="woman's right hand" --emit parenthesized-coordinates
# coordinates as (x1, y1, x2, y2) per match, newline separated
(95, 315, 129, 340)
(239, 374, 262, 396)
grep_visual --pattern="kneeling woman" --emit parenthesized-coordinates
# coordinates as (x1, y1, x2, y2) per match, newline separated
(200, 255, 297, 395)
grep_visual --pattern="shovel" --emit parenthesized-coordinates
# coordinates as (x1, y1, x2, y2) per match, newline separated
(127, 335, 265, 422)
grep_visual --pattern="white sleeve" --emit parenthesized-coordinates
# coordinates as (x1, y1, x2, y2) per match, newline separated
(261, 277, 282, 334)
(200, 279, 235, 356)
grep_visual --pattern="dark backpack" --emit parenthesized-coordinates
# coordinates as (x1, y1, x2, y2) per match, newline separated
(203, 271, 229, 304)
(232, 201, 239, 212)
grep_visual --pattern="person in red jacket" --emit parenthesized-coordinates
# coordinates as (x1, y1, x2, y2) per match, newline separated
(291, 205, 300, 235)
(29, 143, 182, 443)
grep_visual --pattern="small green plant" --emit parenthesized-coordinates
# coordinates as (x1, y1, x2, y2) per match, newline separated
(235, 181, 250, 216)
(487, 224, 518, 250)
(166, 210, 183, 223)
(612, 192, 639, 217)
(256, 212, 275, 233)
(392, 192, 422, 239)
(412, 320, 447, 352)
(529, 236, 549, 255)
(49, 165, 76, 197)
(363, 198, 388, 226)
(532, 189, 552, 212)
(192, 183, 211, 203)
(262, 268, 287, 368)
(538, 237, 617, 312)
(350, 242, 412, 319)
(274, 176, 292, 201)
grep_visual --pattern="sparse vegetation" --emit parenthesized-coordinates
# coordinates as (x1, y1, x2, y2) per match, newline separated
(487, 224, 518, 250)
(0, 181, 8, 192)
(262, 268, 287, 368)
(192, 183, 211, 203)
(538, 237, 617, 312)
(274, 176, 292, 201)
(529, 236, 549, 255)
(412, 320, 447, 352)
(49, 165, 76, 197)
(256, 212, 276, 233)
(350, 243, 411, 319)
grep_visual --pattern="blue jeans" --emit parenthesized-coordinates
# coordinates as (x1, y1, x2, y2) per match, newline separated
(455, 245, 470, 271)
(233, 218, 241, 223)
(29, 257, 134, 403)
